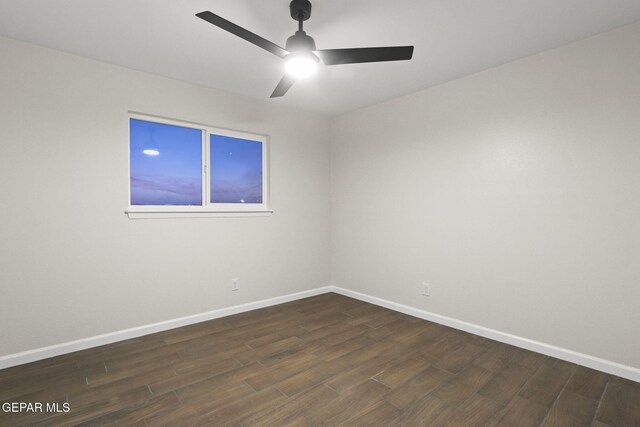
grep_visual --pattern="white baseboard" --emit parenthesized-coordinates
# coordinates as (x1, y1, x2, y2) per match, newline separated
(330, 286, 640, 383)
(2, 284, 639, 383)
(0, 286, 331, 370)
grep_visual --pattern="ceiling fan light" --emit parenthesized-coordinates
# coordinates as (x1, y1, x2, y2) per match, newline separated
(285, 52, 318, 78)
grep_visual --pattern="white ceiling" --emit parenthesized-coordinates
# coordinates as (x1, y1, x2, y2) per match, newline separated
(1, 0, 640, 116)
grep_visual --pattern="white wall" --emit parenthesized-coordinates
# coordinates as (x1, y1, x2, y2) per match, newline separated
(0, 37, 331, 357)
(330, 23, 640, 369)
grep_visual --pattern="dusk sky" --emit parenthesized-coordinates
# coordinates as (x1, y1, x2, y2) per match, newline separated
(130, 119, 202, 206)
(130, 119, 262, 206)
(210, 134, 263, 204)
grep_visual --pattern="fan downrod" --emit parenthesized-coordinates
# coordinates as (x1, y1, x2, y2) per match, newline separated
(290, 0, 312, 21)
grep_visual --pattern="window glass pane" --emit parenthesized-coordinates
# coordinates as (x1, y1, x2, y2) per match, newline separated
(210, 134, 263, 204)
(130, 119, 202, 206)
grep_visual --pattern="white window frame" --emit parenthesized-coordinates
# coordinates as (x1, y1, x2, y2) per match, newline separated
(126, 112, 272, 219)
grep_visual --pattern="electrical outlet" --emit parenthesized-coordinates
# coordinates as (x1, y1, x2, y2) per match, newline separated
(232, 278, 239, 291)
(422, 282, 430, 296)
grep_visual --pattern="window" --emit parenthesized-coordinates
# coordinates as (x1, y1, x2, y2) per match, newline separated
(130, 119, 203, 206)
(210, 134, 263, 205)
(126, 114, 270, 218)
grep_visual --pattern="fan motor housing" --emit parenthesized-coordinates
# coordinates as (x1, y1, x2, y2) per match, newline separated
(290, 0, 312, 21)
(285, 31, 317, 52)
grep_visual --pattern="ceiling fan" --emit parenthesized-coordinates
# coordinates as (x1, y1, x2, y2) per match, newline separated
(196, 0, 414, 98)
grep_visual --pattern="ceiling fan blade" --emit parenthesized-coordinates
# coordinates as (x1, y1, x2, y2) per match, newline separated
(196, 11, 288, 59)
(270, 74, 296, 98)
(315, 46, 414, 66)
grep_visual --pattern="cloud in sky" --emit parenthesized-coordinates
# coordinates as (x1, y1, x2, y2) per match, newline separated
(130, 175, 202, 205)
(211, 181, 262, 204)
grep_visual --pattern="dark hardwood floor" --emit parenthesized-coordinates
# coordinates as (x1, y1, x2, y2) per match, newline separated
(1, 293, 638, 426)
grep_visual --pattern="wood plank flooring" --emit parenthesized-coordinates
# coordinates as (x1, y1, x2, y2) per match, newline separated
(0, 293, 638, 426)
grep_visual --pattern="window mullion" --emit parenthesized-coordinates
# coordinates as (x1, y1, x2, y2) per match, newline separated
(203, 129, 210, 207)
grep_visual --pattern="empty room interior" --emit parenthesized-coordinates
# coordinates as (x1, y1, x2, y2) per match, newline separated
(1, 0, 640, 425)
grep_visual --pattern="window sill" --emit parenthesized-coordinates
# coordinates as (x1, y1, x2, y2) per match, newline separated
(125, 209, 274, 219)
